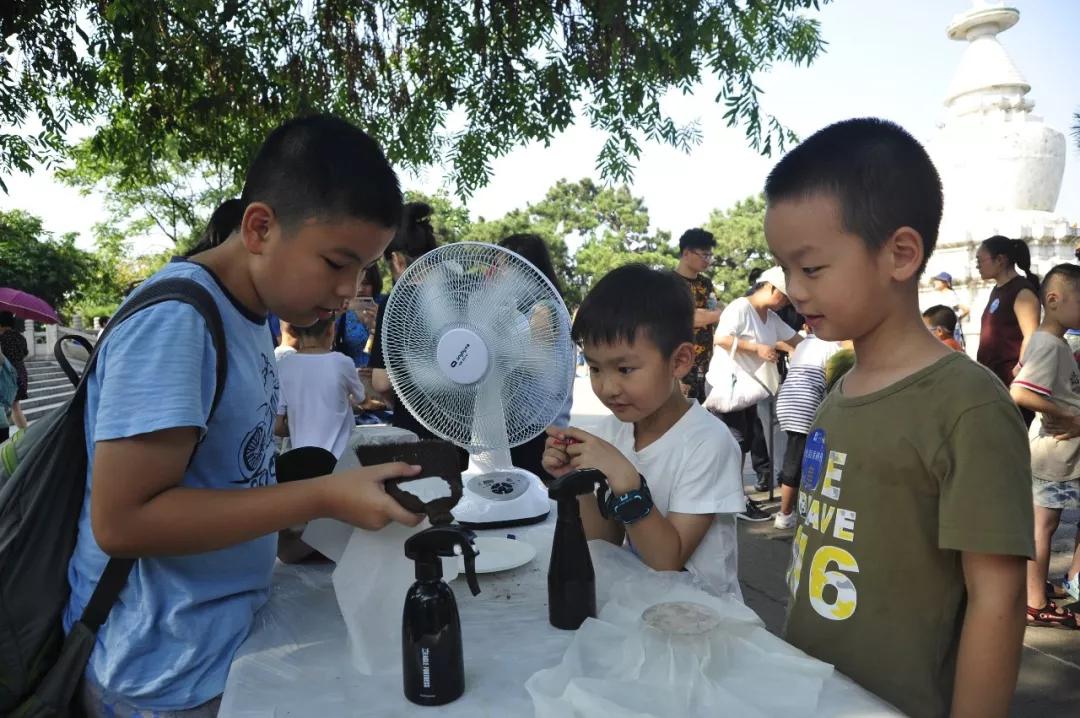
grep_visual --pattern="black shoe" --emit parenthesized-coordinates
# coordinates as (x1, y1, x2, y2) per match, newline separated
(737, 498, 771, 522)
(754, 476, 771, 493)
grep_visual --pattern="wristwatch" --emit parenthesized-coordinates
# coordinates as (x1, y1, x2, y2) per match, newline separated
(597, 475, 653, 525)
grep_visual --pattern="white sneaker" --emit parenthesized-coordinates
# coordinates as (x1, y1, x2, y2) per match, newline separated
(773, 511, 797, 530)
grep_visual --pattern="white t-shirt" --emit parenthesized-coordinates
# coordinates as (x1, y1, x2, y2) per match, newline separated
(274, 345, 296, 361)
(715, 297, 798, 392)
(276, 351, 365, 459)
(591, 402, 745, 599)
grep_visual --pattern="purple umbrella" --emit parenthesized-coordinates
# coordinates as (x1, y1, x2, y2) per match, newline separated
(0, 288, 60, 324)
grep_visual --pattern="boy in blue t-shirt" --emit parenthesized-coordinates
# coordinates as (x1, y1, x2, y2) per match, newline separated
(65, 116, 425, 716)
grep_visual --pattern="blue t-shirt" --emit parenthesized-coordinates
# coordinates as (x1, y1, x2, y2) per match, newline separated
(337, 310, 371, 367)
(64, 259, 279, 710)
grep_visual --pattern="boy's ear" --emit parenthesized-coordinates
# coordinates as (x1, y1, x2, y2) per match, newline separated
(882, 226, 925, 283)
(241, 202, 275, 256)
(670, 342, 696, 379)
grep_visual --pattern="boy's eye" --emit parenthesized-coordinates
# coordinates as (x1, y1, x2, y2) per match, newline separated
(803, 266, 823, 276)
(324, 258, 344, 270)
(618, 366, 635, 374)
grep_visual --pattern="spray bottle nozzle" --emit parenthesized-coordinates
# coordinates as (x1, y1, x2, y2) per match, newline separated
(404, 524, 481, 596)
(547, 468, 608, 500)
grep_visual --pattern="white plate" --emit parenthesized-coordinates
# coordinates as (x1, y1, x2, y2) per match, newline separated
(458, 536, 536, 574)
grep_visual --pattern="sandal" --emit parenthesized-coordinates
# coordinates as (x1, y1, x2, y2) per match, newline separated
(1026, 601, 1079, 628)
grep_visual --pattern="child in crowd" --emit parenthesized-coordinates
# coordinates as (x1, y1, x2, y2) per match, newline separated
(766, 118, 1033, 718)
(922, 304, 963, 351)
(65, 115, 424, 717)
(275, 317, 366, 460)
(543, 264, 745, 598)
(771, 330, 843, 530)
(1010, 264, 1080, 622)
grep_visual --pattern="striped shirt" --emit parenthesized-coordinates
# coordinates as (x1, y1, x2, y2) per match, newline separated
(776, 337, 841, 434)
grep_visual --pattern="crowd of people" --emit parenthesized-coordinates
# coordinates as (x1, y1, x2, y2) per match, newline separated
(8, 112, 1070, 718)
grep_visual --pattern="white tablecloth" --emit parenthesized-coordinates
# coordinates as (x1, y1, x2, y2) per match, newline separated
(220, 511, 899, 717)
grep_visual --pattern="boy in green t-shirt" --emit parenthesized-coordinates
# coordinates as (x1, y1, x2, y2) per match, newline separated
(764, 118, 1034, 718)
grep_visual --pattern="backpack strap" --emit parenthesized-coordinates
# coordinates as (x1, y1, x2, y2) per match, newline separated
(73, 276, 230, 633)
(54, 335, 93, 388)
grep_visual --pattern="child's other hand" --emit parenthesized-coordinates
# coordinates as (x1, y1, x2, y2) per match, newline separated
(319, 462, 425, 529)
(543, 427, 575, 480)
(1047, 412, 1080, 441)
(549, 426, 638, 494)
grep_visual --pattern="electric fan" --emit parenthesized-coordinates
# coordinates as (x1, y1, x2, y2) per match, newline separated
(381, 242, 575, 527)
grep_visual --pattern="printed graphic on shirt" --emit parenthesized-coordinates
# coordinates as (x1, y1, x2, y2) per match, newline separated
(788, 438, 860, 622)
(989, 298, 1000, 314)
(234, 352, 279, 487)
(685, 275, 716, 375)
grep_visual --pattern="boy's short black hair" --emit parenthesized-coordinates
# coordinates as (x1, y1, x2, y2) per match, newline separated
(1040, 263, 1080, 304)
(678, 228, 716, 253)
(921, 304, 957, 333)
(764, 117, 943, 275)
(572, 263, 692, 356)
(242, 115, 403, 230)
(0, 311, 15, 328)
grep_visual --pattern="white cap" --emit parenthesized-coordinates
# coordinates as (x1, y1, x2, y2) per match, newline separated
(759, 266, 787, 296)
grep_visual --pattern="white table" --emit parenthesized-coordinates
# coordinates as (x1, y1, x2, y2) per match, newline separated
(220, 509, 900, 717)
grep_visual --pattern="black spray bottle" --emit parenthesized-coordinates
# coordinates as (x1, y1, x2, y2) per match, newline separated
(547, 468, 608, 630)
(402, 524, 481, 706)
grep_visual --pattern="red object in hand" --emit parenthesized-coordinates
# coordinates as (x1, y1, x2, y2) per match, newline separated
(555, 437, 581, 447)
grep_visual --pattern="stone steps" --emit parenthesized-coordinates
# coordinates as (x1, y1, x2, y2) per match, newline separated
(21, 360, 81, 423)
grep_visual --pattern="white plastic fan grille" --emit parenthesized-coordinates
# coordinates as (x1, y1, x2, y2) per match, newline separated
(381, 242, 575, 454)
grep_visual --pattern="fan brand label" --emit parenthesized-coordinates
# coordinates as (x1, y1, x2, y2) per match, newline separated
(421, 647, 432, 689)
(450, 343, 471, 368)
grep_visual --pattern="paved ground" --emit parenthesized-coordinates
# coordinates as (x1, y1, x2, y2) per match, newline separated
(569, 376, 1080, 716)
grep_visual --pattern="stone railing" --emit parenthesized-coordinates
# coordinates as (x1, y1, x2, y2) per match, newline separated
(23, 323, 98, 362)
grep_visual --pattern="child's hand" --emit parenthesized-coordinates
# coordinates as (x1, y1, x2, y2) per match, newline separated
(546, 426, 639, 494)
(543, 427, 575, 480)
(318, 462, 425, 529)
(1046, 412, 1080, 441)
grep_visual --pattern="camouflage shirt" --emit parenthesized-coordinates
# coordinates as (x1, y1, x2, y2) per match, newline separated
(681, 273, 716, 377)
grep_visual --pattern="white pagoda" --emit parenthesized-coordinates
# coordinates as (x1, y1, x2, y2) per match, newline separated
(923, 1, 1078, 352)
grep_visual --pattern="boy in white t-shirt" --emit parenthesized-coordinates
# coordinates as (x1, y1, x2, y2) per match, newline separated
(543, 264, 745, 598)
(275, 316, 366, 460)
(1011, 264, 1080, 625)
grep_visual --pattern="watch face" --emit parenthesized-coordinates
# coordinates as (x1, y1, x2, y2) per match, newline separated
(614, 494, 650, 522)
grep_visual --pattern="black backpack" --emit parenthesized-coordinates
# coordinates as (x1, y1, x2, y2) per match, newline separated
(0, 278, 228, 717)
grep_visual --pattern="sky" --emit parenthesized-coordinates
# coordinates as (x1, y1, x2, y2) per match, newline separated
(2, 0, 1077, 255)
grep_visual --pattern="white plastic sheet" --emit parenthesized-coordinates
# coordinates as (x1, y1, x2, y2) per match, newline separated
(320, 426, 459, 675)
(527, 544, 834, 717)
(222, 526, 900, 717)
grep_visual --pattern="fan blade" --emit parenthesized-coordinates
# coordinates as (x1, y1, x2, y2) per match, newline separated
(416, 263, 463, 332)
(468, 366, 512, 458)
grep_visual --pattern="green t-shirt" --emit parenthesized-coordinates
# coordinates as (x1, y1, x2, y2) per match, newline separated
(783, 353, 1034, 718)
